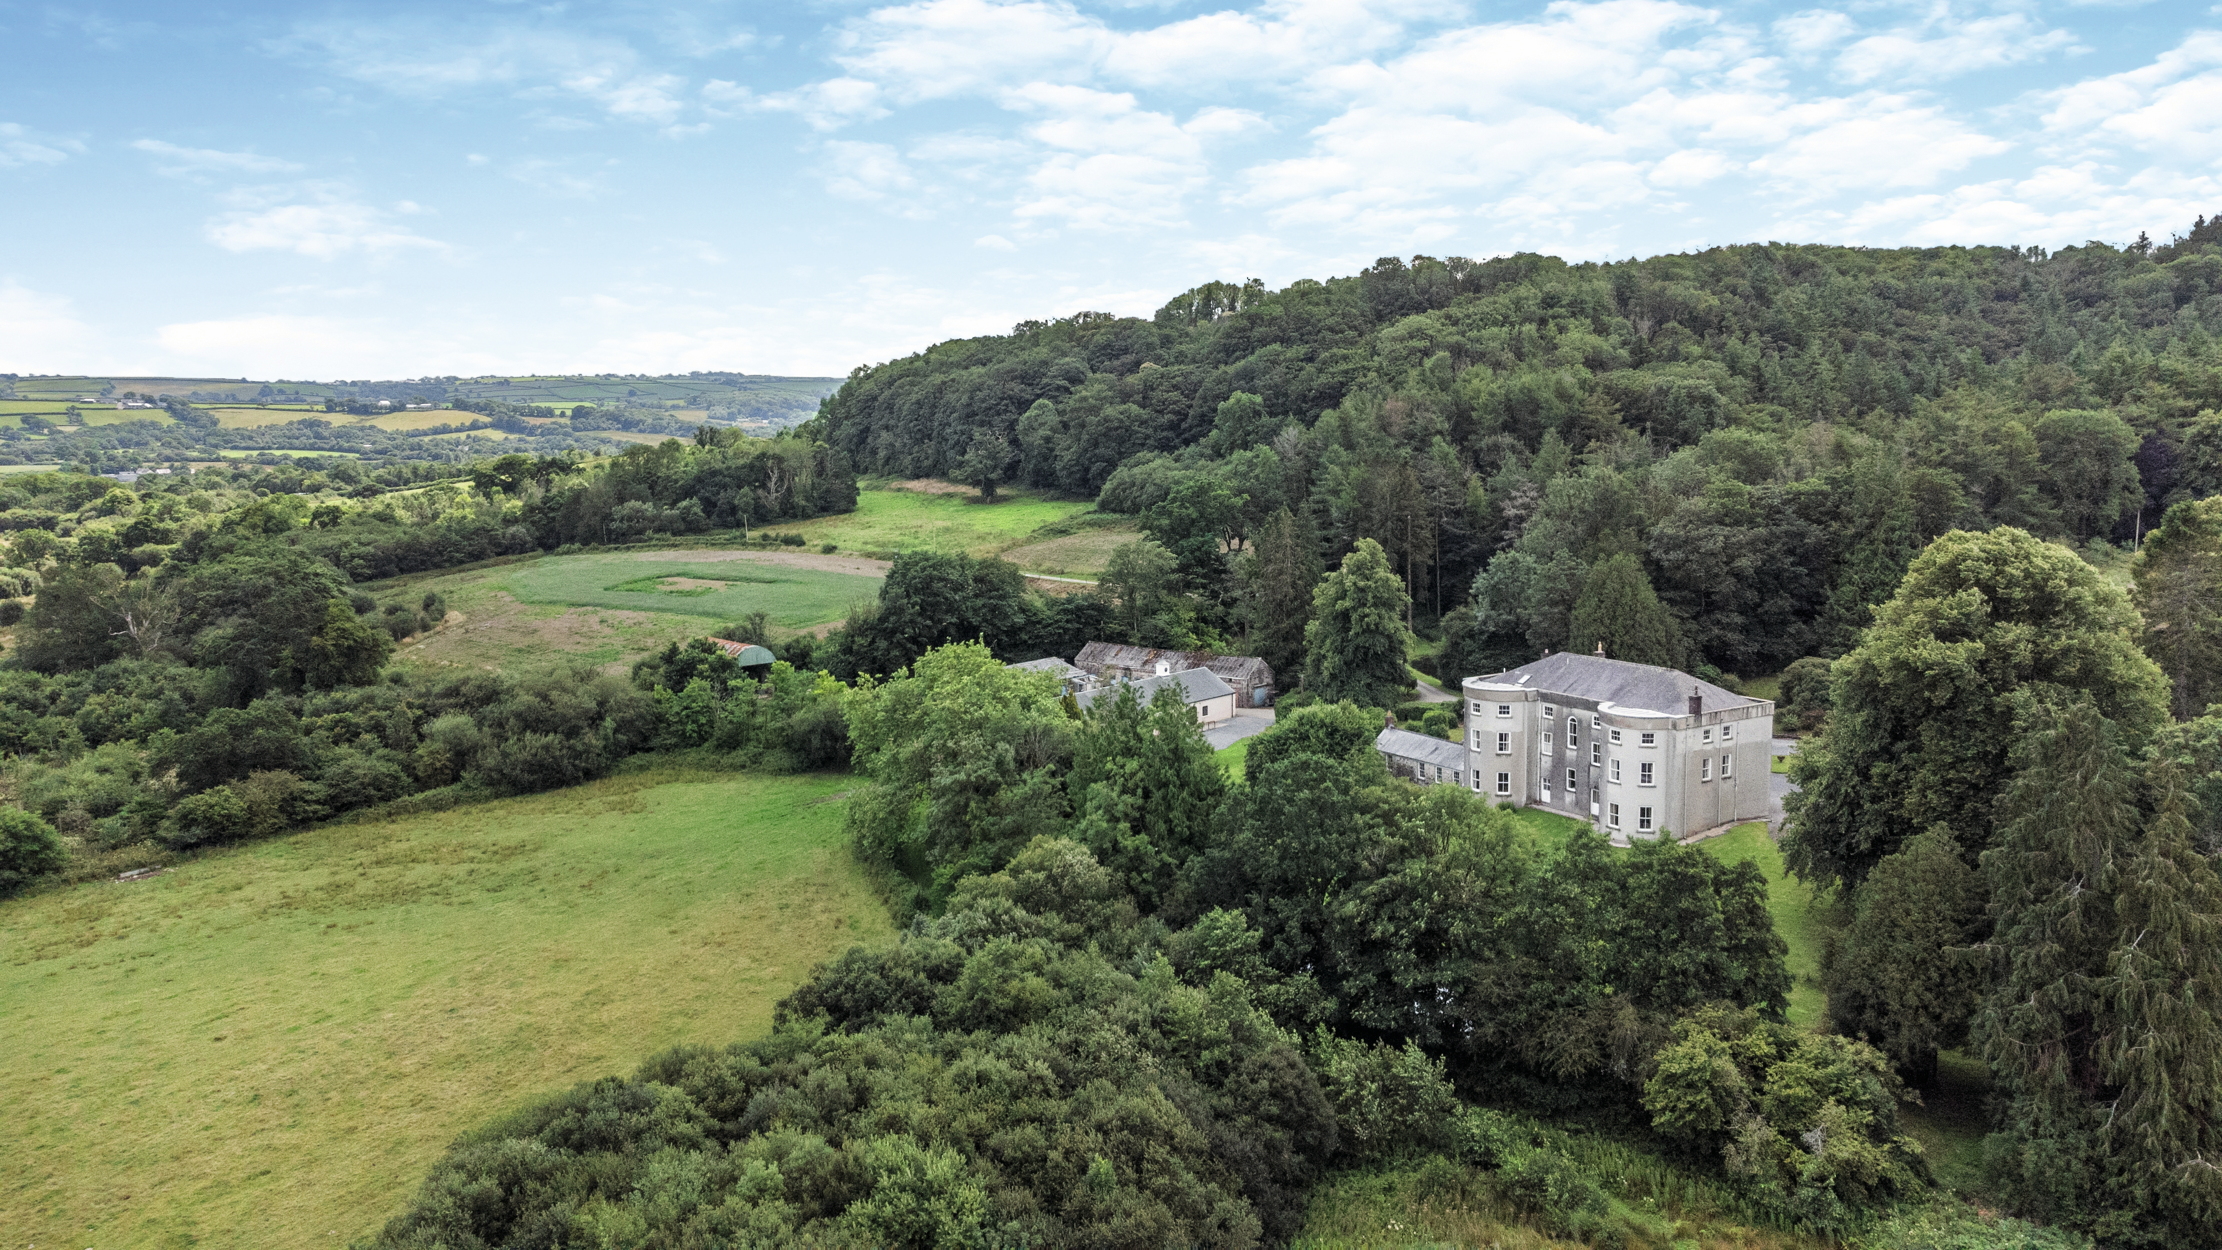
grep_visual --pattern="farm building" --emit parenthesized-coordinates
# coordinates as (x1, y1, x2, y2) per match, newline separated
(1006, 656, 1089, 694)
(1076, 667, 1236, 727)
(1070, 642, 1275, 707)
(708, 638, 775, 670)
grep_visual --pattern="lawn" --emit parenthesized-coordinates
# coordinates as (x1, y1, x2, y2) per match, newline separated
(0, 767, 892, 1248)
(779, 483, 1097, 559)
(1698, 822, 1825, 1027)
(1215, 737, 1250, 777)
(367, 551, 885, 673)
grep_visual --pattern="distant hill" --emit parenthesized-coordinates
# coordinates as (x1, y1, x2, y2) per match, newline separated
(0, 372, 845, 430)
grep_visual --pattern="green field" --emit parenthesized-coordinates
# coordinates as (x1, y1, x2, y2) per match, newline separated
(370, 551, 886, 673)
(781, 484, 1098, 560)
(504, 554, 881, 624)
(0, 767, 892, 1248)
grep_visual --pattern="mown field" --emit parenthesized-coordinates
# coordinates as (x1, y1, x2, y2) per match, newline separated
(373, 550, 886, 673)
(0, 767, 892, 1248)
(779, 482, 1106, 563)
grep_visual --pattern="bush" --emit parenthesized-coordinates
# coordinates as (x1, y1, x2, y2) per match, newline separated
(780, 532, 805, 546)
(820, 543, 837, 554)
(164, 785, 249, 848)
(0, 806, 65, 893)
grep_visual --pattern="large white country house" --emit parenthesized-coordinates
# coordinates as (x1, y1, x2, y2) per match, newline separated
(1464, 650, 1773, 838)
(1380, 648, 1774, 840)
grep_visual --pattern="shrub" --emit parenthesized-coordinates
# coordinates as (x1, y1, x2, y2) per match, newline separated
(820, 543, 837, 554)
(164, 785, 249, 848)
(0, 806, 65, 893)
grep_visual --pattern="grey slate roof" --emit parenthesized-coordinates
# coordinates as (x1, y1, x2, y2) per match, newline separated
(1376, 726, 1466, 769)
(1072, 642, 1272, 686)
(1475, 652, 1758, 714)
(1007, 656, 1085, 679)
(1076, 667, 1233, 712)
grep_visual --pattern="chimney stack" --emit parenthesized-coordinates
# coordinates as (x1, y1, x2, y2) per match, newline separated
(1688, 686, 1703, 717)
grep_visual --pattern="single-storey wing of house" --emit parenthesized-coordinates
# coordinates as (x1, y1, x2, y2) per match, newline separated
(1071, 642, 1275, 707)
(1377, 725, 1466, 787)
(1076, 667, 1236, 726)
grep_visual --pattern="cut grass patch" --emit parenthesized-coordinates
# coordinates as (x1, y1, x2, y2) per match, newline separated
(778, 485, 1096, 558)
(1507, 804, 1592, 853)
(1698, 822, 1826, 1028)
(1215, 737, 1250, 777)
(0, 767, 892, 1249)
(505, 555, 881, 624)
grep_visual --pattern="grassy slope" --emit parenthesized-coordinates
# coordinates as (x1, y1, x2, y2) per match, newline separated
(502, 557, 882, 623)
(1698, 823, 1824, 1027)
(0, 767, 892, 1248)
(779, 485, 1097, 560)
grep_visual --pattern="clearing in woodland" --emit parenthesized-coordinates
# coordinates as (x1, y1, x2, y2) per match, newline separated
(370, 550, 886, 673)
(776, 481, 1103, 560)
(0, 767, 892, 1248)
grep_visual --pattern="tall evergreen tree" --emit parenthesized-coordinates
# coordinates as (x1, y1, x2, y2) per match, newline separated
(1565, 552, 1685, 668)
(1239, 507, 1321, 681)
(1974, 701, 2141, 1231)
(1300, 538, 1411, 708)
(1785, 527, 2170, 889)
(1823, 824, 1986, 1084)
(2094, 758, 2222, 1245)
(2131, 496, 2222, 720)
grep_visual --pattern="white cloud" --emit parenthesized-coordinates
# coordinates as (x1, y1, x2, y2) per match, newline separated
(821, 141, 918, 202)
(1747, 97, 2010, 196)
(1773, 9, 1854, 58)
(2042, 30, 2222, 160)
(0, 282, 100, 368)
(830, 0, 1111, 103)
(0, 122, 79, 169)
(975, 233, 1018, 250)
(132, 138, 302, 176)
(1003, 84, 1223, 228)
(1834, 13, 2081, 85)
(277, 19, 699, 126)
(206, 191, 448, 259)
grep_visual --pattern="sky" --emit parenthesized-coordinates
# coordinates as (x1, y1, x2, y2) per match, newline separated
(1, 0, 2218, 381)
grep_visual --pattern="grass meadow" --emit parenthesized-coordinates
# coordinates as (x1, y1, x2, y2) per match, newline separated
(778, 483, 1099, 560)
(0, 767, 892, 1248)
(369, 552, 885, 673)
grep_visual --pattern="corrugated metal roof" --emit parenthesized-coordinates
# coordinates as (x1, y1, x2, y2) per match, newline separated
(1008, 656, 1085, 678)
(1472, 652, 1758, 714)
(1072, 642, 1271, 684)
(1376, 726, 1466, 769)
(1075, 666, 1234, 712)
(708, 638, 777, 666)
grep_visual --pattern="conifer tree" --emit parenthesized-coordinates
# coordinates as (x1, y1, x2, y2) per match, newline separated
(1974, 701, 2141, 1231)
(1823, 824, 1985, 1084)
(1300, 538, 1411, 708)
(1566, 552, 1685, 668)
(1240, 507, 1322, 680)
(2094, 758, 2222, 1245)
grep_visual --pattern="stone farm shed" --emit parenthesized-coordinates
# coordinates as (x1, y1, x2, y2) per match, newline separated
(1076, 667, 1236, 727)
(1071, 642, 1275, 708)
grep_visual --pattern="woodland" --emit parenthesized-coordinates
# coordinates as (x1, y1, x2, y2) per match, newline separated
(9, 222, 2222, 1247)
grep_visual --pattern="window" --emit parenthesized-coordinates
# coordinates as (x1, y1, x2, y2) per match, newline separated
(1609, 803, 1621, 828)
(1495, 772, 1511, 796)
(1591, 716, 1601, 729)
(1639, 761, 1655, 785)
(1471, 701, 1483, 716)
(1471, 773, 1482, 792)
(1610, 759, 1623, 783)
(1640, 732, 1656, 747)
(1566, 767, 1577, 792)
(1542, 731, 1553, 754)
(1700, 758, 1712, 782)
(1567, 719, 1579, 748)
(1590, 742, 1601, 766)
(1471, 729, 1482, 749)
(1722, 723, 1735, 741)
(1543, 705, 1555, 719)
(1496, 704, 1512, 718)
(1496, 731, 1510, 754)
(1609, 728, 1622, 745)
(1702, 727, 1713, 744)
(1638, 806, 1654, 832)
(1720, 754, 1732, 779)
(1452, 770, 1461, 786)
(1435, 765, 1445, 782)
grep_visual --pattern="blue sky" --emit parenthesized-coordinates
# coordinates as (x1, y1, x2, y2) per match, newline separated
(2, 0, 2217, 379)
